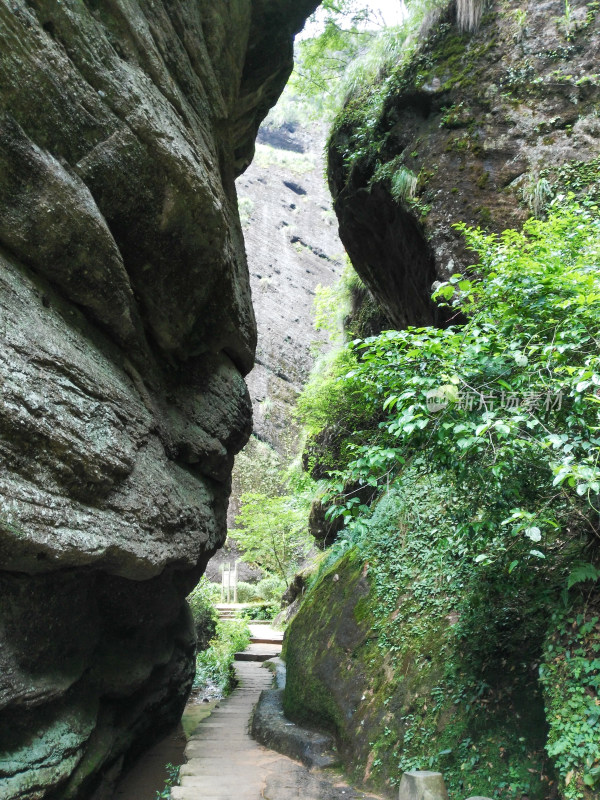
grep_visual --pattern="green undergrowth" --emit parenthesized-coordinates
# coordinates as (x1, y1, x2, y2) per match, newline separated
(540, 603, 600, 800)
(285, 200, 600, 798)
(285, 474, 569, 798)
(188, 577, 219, 651)
(193, 619, 250, 697)
(155, 763, 179, 800)
(240, 603, 280, 621)
(297, 267, 388, 478)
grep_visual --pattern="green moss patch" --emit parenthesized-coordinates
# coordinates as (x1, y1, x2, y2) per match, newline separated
(284, 475, 563, 798)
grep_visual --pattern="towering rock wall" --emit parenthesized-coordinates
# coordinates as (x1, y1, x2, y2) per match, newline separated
(0, 1, 318, 797)
(329, 0, 600, 328)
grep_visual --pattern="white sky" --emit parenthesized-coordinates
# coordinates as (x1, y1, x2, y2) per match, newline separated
(298, 1, 406, 39)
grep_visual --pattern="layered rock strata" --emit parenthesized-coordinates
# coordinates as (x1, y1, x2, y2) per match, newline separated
(0, 1, 317, 796)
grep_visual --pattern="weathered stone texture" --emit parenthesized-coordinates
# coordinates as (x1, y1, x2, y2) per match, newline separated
(329, 0, 600, 328)
(237, 122, 344, 455)
(0, 0, 318, 796)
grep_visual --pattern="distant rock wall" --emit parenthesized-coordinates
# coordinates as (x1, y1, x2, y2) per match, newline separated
(239, 122, 344, 456)
(206, 119, 345, 579)
(0, 1, 318, 797)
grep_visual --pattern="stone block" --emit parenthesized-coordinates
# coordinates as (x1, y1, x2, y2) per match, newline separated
(398, 770, 449, 800)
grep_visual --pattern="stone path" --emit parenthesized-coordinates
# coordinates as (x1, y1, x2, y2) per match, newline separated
(171, 648, 382, 800)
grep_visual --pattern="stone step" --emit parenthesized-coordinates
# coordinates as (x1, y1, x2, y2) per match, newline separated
(234, 651, 278, 662)
(172, 654, 385, 800)
(249, 636, 283, 645)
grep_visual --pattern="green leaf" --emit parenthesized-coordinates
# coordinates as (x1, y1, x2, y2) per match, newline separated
(567, 563, 600, 590)
(525, 526, 542, 543)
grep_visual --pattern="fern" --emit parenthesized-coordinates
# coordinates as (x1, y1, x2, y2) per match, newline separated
(567, 562, 600, 590)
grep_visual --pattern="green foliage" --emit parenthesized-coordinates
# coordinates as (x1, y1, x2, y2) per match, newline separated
(194, 619, 251, 696)
(254, 575, 287, 602)
(541, 157, 600, 206)
(231, 576, 287, 605)
(155, 763, 179, 799)
(288, 476, 559, 797)
(313, 268, 354, 346)
(297, 200, 600, 795)
(522, 174, 553, 217)
(289, 1, 381, 119)
(241, 602, 281, 621)
(253, 143, 315, 174)
(230, 492, 312, 583)
(234, 581, 261, 603)
(540, 606, 600, 799)
(324, 201, 600, 570)
(238, 195, 254, 228)
(390, 166, 418, 201)
(187, 577, 219, 651)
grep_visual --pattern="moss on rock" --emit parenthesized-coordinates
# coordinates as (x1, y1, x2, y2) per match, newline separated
(328, 0, 600, 329)
(283, 482, 561, 799)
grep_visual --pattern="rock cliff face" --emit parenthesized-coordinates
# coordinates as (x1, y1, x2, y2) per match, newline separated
(239, 122, 343, 456)
(206, 119, 344, 579)
(329, 0, 600, 329)
(0, 1, 317, 797)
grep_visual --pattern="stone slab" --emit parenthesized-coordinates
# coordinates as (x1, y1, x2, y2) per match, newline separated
(398, 771, 449, 800)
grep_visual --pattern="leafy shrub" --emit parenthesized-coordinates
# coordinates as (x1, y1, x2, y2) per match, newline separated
(187, 578, 218, 651)
(194, 619, 251, 696)
(235, 581, 260, 603)
(254, 575, 287, 602)
(325, 201, 600, 567)
(241, 603, 281, 622)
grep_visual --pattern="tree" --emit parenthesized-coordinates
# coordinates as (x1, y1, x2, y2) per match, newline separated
(229, 492, 313, 583)
(290, 1, 388, 116)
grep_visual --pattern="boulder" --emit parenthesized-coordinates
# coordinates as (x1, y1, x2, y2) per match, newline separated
(329, 0, 600, 329)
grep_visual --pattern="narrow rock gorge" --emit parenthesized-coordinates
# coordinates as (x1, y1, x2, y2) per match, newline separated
(0, 1, 318, 797)
(205, 117, 345, 580)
